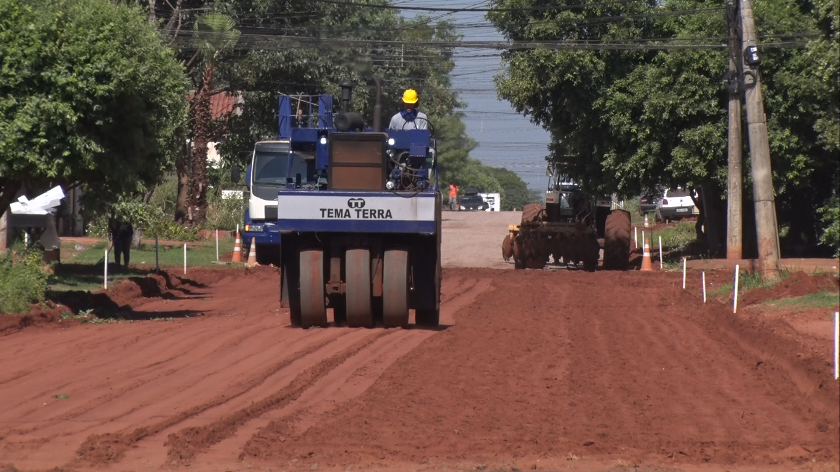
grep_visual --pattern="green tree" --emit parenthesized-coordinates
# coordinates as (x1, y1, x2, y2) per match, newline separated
(144, 0, 536, 212)
(486, 167, 538, 210)
(0, 0, 189, 218)
(488, 0, 839, 255)
(434, 113, 538, 209)
(215, 7, 463, 165)
(807, 0, 839, 255)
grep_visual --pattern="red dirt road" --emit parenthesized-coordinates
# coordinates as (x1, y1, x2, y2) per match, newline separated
(1, 265, 838, 471)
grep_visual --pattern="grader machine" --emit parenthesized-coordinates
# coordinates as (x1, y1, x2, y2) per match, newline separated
(502, 164, 631, 271)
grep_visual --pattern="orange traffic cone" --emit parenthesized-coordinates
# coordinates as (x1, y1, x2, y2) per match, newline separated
(231, 231, 242, 263)
(640, 238, 653, 271)
(246, 237, 258, 267)
(644, 213, 650, 228)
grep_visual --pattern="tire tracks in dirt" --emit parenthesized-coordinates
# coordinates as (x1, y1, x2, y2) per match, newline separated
(72, 276, 491, 469)
(158, 331, 390, 465)
(4, 319, 282, 436)
(195, 276, 493, 467)
(560, 272, 834, 463)
(0, 319, 333, 468)
(114, 328, 372, 467)
(3, 263, 834, 471)
(679, 288, 839, 418)
(70, 329, 346, 465)
(253, 269, 837, 469)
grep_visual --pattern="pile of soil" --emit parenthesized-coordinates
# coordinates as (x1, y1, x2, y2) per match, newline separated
(0, 265, 278, 334)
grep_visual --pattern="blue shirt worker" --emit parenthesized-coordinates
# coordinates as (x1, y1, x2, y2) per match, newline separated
(389, 89, 429, 130)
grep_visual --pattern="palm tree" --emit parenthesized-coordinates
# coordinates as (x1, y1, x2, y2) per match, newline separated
(179, 12, 239, 225)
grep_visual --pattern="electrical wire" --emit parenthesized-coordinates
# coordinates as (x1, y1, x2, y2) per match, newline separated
(299, 0, 647, 13)
(172, 31, 809, 51)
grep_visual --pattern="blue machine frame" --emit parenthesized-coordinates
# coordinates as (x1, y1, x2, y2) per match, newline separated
(242, 94, 335, 248)
(269, 87, 442, 329)
(244, 94, 439, 251)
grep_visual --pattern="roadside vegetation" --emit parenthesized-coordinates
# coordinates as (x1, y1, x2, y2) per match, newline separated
(1, 0, 837, 313)
(62, 239, 224, 269)
(0, 248, 48, 314)
(488, 0, 839, 257)
(759, 291, 839, 311)
(709, 270, 792, 298)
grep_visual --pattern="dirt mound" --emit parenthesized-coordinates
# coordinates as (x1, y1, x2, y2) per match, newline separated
(0, 303, 66, 334)
(53, 272, 202, 319)
(740, 271, 839, 306)
(1, 265, 280, 335)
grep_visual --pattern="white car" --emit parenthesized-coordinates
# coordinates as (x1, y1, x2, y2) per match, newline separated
(656, 188, 696, 222)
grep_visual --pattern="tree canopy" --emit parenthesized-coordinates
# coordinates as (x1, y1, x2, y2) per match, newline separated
(0, 0, 189, 217)
(212, 3, 463, 164)
(166, 1, 535, 207)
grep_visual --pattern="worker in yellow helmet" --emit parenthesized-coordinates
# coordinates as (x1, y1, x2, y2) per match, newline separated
(389, 88, 429, 130)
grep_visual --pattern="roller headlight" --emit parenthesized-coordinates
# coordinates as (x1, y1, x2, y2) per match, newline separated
(319, 137, 327, 145)
(387, 138, 395, 146)
(385, 181, 396, 190)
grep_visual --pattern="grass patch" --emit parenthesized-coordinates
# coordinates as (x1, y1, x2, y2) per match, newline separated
(48, 264, 152, 292)
(651, 222, 696, 252)
(637, 221, 697, 265)
(760, 290, 839, 310)
(709, 269, 792, 297)
(710, 282, 734, 297)
(62, 239, 223, 267)
(50, 239, 231, 293)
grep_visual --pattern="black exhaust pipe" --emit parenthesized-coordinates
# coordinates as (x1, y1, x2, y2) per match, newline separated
(340, 81, 353, 113)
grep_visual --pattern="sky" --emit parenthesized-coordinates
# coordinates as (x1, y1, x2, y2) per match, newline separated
(400, 0, 553, 193)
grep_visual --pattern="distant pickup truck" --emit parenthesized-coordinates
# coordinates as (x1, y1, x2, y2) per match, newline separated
(656, 188, 696, 222)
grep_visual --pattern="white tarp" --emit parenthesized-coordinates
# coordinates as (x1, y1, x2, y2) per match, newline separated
(10, 186, 65, 215)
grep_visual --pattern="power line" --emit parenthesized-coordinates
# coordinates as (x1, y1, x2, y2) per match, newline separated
(303, 0, 644, 13)
(221, 6, 726, 34)
(173, 31, 809, 51)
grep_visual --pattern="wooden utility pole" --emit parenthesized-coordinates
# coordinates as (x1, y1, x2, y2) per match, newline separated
(739, 0, 781, 280)
(726, 0, 743, 260)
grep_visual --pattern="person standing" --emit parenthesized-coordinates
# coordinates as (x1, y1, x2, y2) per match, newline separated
(389, 89, 429, 130)
(449, 182, 459, 211)
(109, 217, 134, 270)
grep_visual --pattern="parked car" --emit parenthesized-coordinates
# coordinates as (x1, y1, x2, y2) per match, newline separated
(638, 188, 662, 215)
(459, 188, 488, 211)
(656, 187, 696, 222)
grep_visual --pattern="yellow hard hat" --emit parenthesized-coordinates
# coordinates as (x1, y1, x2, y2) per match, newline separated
(402, 89, 419, 104)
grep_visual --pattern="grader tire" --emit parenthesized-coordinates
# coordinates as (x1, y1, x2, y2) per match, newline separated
(603, 209, 631, 271)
